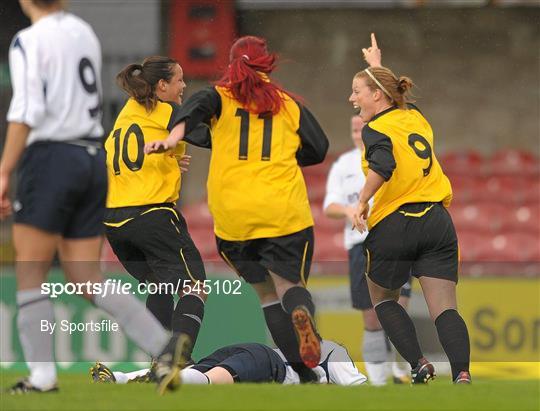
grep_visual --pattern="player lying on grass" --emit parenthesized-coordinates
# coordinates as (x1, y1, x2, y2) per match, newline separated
(91, 340, 366, 386)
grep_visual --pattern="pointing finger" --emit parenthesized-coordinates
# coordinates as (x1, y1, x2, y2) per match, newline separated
(371, 32, 378, 49)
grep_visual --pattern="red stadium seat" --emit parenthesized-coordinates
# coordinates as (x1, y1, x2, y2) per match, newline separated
(491, 233, 540, 262)
(450, 203, 506, 233)
(464, 232, 540, 263)
(488, 149, 539, 175)
(304, 174, 327, 202)
(181, 202, 214, 229)
(457, 231, 488, 262)
(439, 150, 484, 176)
(311, 202, 344, 231)
(500, 204, 540, 234)
(189, 227, 219, 261)
(447, 175, 483, 204)
(489, 176, 539, 203)
(522, 177, 540, 203)
(313, 228, 347, 261)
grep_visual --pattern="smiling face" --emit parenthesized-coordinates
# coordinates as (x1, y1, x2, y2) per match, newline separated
(156, 63, 186, 104)
(349, 76, 379, 123)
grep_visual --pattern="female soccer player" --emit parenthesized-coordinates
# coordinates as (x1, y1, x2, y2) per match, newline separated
(104, 56, 208, 363)
(323, 114, 412, 385)
(145, 36, 329, 378)
(350, 34, 471, 384)
(0, 0, 182, 394)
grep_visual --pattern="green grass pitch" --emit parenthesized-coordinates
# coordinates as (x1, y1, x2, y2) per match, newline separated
(1, 372, 538, 411)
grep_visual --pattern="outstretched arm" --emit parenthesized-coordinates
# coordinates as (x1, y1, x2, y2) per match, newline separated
(144, 122, 186, 154)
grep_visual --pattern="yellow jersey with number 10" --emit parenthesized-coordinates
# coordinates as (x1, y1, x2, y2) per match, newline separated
(105, 98, 186, 208)
(362, 106, 452, 229)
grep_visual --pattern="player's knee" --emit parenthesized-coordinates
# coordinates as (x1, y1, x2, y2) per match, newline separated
(362, 308, 382, 331)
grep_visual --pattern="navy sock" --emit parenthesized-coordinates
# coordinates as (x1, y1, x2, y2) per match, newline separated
(146, 292, 174, 330)
(281, 286, 315, 317)
(171, 294, 205, 355)
(375, 300, 423, 369)
(435, 309, 470, 380)
(263, 301, 317, 382)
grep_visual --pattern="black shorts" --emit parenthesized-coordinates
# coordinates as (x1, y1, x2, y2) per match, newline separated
(14, 140, 106, 238)
(192, 343, 286, 383)
(216, 227, 314, 284)
(349, 243, 412, 310)
(105, 205, 206, 286)
(364, 202, 458, 290)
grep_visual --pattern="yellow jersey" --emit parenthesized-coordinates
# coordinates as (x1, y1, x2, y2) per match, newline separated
(105, 98, 186, 208)
(176, 86, 329, 241)
(362, 105, 452, 229)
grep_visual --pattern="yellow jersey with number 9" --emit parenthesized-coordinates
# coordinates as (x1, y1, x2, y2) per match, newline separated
(361, 105, 452, 229)
(105, 98, 186, 208)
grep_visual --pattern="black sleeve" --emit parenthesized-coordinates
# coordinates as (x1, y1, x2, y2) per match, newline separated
(295, 104, 329, 167)
(184, 122, 212, 149)
(165, 102, 182, 131)
(362, 125, 396, 181)
(164, 101, 212, 148)
(169, 86, 221, 134)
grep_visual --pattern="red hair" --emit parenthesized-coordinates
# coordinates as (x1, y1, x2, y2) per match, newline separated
(215, 36, 302, 115)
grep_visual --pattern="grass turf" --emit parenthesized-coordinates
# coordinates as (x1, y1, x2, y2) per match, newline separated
(1, 372, 539, 411)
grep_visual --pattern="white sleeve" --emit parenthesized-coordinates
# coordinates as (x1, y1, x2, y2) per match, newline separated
(328, 360, 367, 386)
(7, 32, 46, 127)
(323, 160, 346, 211)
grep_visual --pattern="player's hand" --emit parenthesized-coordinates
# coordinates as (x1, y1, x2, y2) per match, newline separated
(362, 33, 382, 68)
(0, 172, 12, 220)
(352, 201, 369, 233)
(144, 140, 170, 154)
(176, 154, 191, 173)
(344, 206, 357, 225)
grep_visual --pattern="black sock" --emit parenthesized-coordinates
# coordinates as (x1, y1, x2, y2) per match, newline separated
(171, 294, 205, 355)
(435, 309, 470, 380)
(146, 292, 174, 330)
(263, 301, 317, 382)
(281, 286, 315, 317)
(375, 300, 423, 369)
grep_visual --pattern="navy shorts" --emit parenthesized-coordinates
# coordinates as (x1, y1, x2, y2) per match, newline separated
(349, 243, 412, 310)
(192, 343, 286, 383)
(14, 140, 106, 238)
(364, 202, 458, 290)
(105, 206, 206, 286)
(216, 227, 314, 285)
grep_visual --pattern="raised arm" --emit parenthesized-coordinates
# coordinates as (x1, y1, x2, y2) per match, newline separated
(362, 33, 382, 68)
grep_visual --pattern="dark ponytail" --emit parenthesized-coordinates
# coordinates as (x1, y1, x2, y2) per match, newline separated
(116, 56, 178, 112)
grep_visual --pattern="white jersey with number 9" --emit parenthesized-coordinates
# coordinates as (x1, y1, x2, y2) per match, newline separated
(7, 11, 103, 145)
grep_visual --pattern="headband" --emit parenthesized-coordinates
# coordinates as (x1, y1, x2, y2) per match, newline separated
(364, 68, 393, 101)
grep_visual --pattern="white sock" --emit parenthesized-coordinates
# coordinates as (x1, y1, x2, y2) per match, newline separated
(113, 368, 150, 384)
(363, 329, 390, 386)
(17, 289, 57, 390)
(180, 368, 210, 384)
(112, 371, 129, 384)
(389, 345, 411, 378)
(93, 290, 169, 358)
